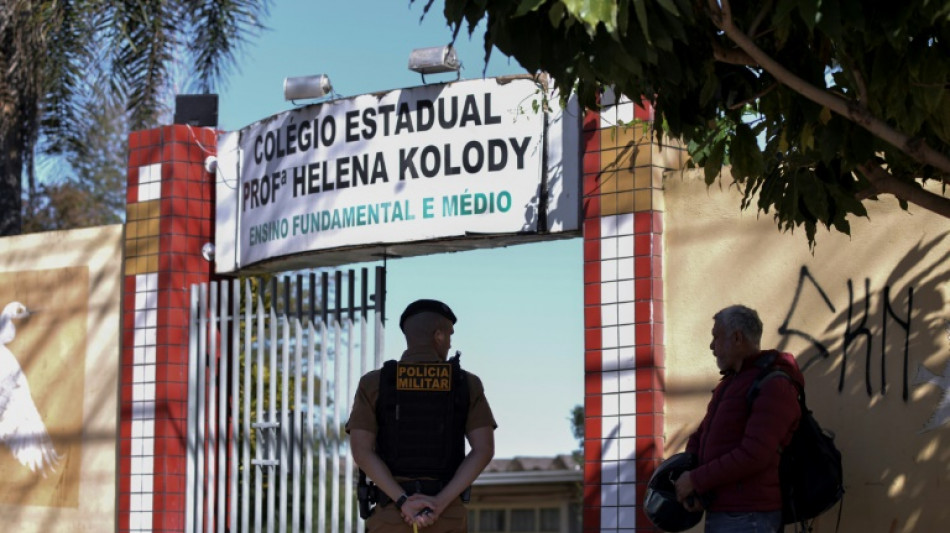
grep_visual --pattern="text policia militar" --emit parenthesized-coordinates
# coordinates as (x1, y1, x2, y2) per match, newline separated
(241, 92, 533, 213)
(248, 190, 513, 246)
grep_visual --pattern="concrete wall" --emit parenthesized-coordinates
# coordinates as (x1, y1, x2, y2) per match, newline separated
(0, 225, 122, 531)
(663, 170, 950, 532)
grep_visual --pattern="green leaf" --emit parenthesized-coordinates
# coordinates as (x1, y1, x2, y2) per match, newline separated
(656, 0, 681, 17)
(515, 0, 548, 17)
(818, 106, 832, 125)
(632, 0, 651, 45)
(562, 0, 619, 34)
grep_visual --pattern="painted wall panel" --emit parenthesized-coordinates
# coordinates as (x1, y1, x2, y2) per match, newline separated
(0, 225, 121, 532)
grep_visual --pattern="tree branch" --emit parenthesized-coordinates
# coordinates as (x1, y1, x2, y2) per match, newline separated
(858, 162, 950, 219)
(709, 0, 950, 179)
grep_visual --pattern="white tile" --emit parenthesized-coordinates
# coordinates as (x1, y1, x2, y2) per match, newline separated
(617, 280, 634, 302)
(618, 235, 635, 257)
(131, 473, 143, 492)
(617, 257, 634, 280)
(144, 345, 156, 364)
(136, 275, 149, 293)
(616, 102, 634, 124)
(601, 214, 619, 237)
(600, 505, 619, 529)
(618, 369, 636, 392)
(142, 474, 153, 493)
(601, 459, 620, 483)
(619, 437, 636, 460)
(618, 347, 636, 369)
(601, 483, 619, 506)
(134, 347, 146, 365)
(146, 309, 157, 328)
(601, 417, 620, 444)
(616, 213, 634, 235)
(619, 415, 637, 437)
(602, 326, 619, 349)
(602, 392, 619, 416)
(601, 348, 619, 372)
(131, 420, 143, 438)
(133, 367, 145, 385)
(618, 324, 636, 347)
(143, 438, 154, 456)
(601, 281, 618, 304)
(601, 304, 618, 326)
(618, 458, 638, 483)
(134, 310, 148, 329)
(132, 438, 143, 456)
(618, 483, 639, 506)
(601, 237, 618, 259)
(145, 272, 159, 291)
(618, 302, 635, 325)
(600, 259, 618, 282)
(619, 392, 637, 415)
(143, 420, 154, 438)
(602, 371, 619, 394)
(143, 327, 156, 346)
(618, 505, 638, 529)
(144, 383, 155, 398)
(144, 290, 157, 309)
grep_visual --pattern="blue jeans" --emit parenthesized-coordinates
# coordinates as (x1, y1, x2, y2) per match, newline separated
(704, 511, 783, 533)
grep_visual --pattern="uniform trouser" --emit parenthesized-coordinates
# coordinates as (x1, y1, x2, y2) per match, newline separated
(366, 498, 467, 533)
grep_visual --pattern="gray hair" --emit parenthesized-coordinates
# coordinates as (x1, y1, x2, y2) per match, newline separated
(714, 305, 763, 346)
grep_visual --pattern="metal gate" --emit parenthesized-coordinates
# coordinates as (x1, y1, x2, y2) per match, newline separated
(185, 267, 385, 533)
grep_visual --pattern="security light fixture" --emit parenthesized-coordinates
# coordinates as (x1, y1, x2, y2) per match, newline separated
(408, 45, 460, 82)
(283, 74, 333, 101)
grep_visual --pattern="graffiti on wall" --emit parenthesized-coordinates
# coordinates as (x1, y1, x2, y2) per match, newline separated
(779, 266, 914, 398)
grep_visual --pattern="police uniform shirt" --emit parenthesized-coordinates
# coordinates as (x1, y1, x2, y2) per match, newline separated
(346, 347, 497, 438)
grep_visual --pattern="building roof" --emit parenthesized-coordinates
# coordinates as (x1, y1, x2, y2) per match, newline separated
(475, 455, 582, 486)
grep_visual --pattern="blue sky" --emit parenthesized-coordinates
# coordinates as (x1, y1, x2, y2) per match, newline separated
(216, 1, 584, 459)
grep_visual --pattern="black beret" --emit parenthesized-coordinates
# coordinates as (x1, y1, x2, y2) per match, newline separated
(399, 299, 457, 332)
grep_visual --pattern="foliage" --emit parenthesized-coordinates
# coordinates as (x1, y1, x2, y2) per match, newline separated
(0, 0, 271, 235)
(422, 0, 950, 245)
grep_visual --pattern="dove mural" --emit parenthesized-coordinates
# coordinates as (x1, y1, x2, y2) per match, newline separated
(0, 301, 61, 475)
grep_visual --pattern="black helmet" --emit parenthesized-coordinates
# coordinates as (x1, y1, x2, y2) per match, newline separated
(643, 453, 704, 532)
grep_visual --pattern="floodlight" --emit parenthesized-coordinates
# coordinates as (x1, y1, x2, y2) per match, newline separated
(283, 74, 332, 101)
(408, 45, 461, 77)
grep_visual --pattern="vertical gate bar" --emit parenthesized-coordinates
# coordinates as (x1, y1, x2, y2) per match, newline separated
(186, 285, 200, 533)
(241, 280, 252, 533)
(218, 281, 229, 531)
(309, 272, 317, 323)
(356, 313, 368, 533)
(229, 280, 240, 533)
(331, 316, 342, 533)
(321, 272, 329, 325)
(279, 311, 290, 533)
(292, 318, 303, 533)
(304, 320, 316, 533)
(318, 320, 329, 533)
(253, 289, 264, 533)
(196, 283, 209, 533)
(374, 266, 385, 368)
(343, 317, 355, 533)
(267, 303, 278, 533)
(207, 282, 219, 533)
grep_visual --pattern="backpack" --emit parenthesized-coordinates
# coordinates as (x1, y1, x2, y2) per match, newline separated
(747, 360, 844, 530)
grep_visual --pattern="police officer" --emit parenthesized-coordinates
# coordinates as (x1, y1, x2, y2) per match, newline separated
(347, 299, 496, 532)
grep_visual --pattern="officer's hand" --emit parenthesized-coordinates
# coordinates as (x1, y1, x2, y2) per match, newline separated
(401, 495, 438, 527)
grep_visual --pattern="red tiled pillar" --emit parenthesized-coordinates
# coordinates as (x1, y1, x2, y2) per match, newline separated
(119, 125, 217, 532)
(582, 93, 686, 532)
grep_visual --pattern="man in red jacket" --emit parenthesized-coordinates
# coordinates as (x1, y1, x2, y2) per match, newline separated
(674, 305, 803, 532)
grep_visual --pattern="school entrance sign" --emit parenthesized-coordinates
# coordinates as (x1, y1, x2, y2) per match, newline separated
(215, 76, 580, 273)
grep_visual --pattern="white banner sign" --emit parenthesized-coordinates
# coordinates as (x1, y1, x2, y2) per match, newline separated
(216, 77, 578, 272)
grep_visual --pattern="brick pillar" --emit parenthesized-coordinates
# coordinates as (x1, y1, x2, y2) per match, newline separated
(119, 125, 217, 532)
(581, 93, 686, 532)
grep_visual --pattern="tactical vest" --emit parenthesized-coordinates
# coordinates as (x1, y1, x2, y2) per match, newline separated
(375, 355, 469, 481)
